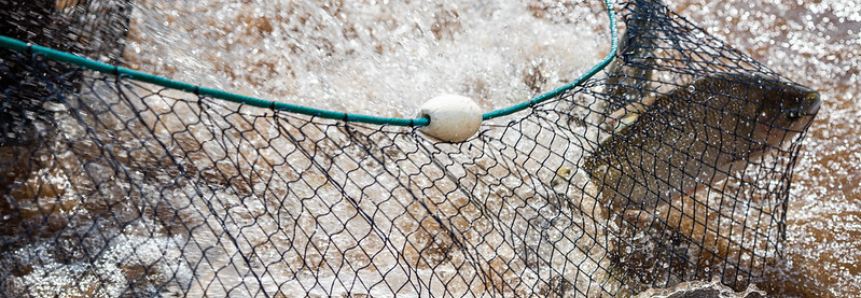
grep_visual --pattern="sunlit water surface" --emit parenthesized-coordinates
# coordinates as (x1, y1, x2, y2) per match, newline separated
(126, 0, 861, 297)
(125, 0, 608, 117)
(18, 0, 856, 297)
(667, 1, 861, 297)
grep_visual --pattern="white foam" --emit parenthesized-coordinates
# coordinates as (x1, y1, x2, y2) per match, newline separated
(126, 0, 605, 118)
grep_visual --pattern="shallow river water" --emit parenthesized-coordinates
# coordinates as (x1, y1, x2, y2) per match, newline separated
(667, 1, 861, 297)
(115, 0, 860, 297)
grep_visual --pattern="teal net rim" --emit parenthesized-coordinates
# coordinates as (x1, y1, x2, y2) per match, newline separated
(0, 0, 618, 127)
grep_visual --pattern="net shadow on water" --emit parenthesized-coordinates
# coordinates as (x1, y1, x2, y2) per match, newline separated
(0, 0, 820, 297)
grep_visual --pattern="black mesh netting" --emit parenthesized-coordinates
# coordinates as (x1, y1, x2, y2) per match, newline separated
(0, 0, 820, 297)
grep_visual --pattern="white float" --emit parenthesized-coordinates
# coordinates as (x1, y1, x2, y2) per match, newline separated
(417, 94, 482, 142)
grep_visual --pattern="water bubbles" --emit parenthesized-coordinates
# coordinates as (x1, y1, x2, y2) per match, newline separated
(129, 1, 604, 118)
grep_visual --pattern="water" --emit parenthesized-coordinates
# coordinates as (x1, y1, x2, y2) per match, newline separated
(4, 1, 613, 297)
(5, 0, 858, 297)
(668, 2, 861, 297)
(125, 0, 608, 118)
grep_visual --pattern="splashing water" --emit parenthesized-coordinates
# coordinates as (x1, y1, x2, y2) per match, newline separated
(125, 0, 608, 118)
(4, 1, 612, 297)
(5, 0, 857, 297)
(669, 1, 861, 297)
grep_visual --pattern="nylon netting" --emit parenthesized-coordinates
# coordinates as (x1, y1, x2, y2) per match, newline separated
(0, 0, 819, 297)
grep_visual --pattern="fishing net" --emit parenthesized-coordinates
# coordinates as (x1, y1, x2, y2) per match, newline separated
(0, 0, 820, 297)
